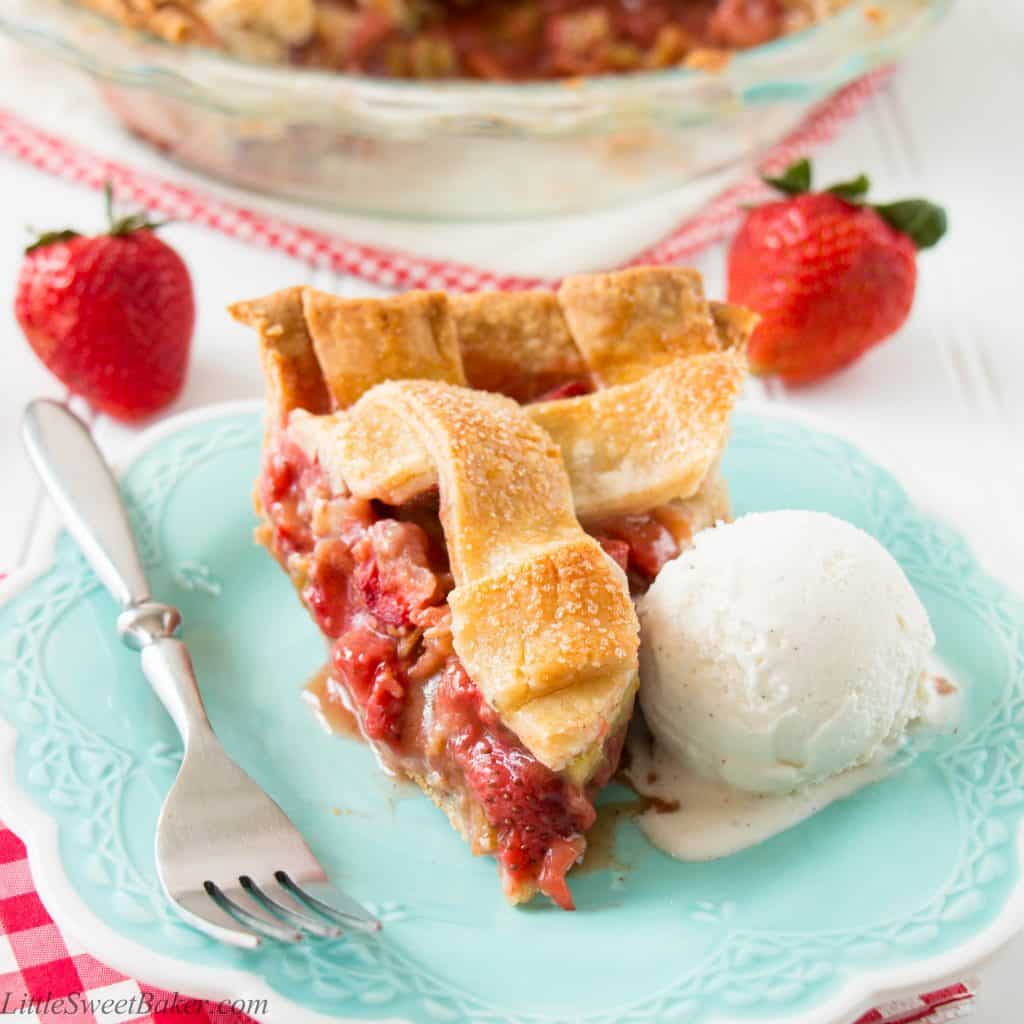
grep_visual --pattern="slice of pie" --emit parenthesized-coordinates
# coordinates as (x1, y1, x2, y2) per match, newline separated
(231, 267, 754, 908)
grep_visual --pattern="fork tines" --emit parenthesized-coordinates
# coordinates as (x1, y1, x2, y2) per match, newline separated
(190, 873, 381, 946)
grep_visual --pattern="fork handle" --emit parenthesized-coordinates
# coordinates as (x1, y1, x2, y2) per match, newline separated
(22, 400, 213, 742)
(22, 399, 151, 608)
(136, 637, 213, 742)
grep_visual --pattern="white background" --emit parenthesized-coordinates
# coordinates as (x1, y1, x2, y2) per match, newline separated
(0, 0, 1021, 1018)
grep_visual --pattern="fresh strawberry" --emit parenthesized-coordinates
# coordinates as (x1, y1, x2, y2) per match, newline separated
(727, 159, 947, 385)
(15, 185, 194, 421)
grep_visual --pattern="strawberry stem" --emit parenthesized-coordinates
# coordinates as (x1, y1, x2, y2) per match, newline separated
(24, 181, 168, 253)
(105, 180, 168, 236)
(104, 181, 116, 231)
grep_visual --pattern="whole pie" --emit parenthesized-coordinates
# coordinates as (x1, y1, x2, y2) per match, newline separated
(231, 267, 754, 908)
(79, 0, 849, 80)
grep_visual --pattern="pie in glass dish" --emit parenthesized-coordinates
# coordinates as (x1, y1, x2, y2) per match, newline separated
(231, 267, 754, 908)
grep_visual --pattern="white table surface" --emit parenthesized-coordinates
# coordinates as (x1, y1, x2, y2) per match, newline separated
(1, 0, 1022, 1018)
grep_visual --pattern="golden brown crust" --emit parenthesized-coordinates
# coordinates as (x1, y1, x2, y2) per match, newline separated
(289, 408, 437, 506)
(238, 268, 752, 772)
(710, 300, 760, 353)
(302, 289, 466, 409)
(451, 542, 639, 769)
(663, 464, 732, 539)
(234, 271, 753, 519)
(557, 267, 719, 386)
(301, 349, 746, 520)
(450, 291, 588, 401)
(289, 379, 639, 770)
(356, 382, 580, 584)
(529, 350, 747, 521)
(229, 287, 331, 423)
(234, 270, 753, 421)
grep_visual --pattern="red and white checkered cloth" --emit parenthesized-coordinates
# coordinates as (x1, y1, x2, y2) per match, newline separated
(0, 69, 890, 294)
(0, 67, 978, 1022)
(0, 826, 255, 1023)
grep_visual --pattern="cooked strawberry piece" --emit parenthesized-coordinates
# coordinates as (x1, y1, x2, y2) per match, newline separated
(533, 378, 594, 402)
(537, 836, 587, 911)
(304, 539, 356, 637)
(352, 520, 439, 627)
(595, 513, 680, 581)
(260, 438, 325, 559)
(331, 624, 397, 703)
(434, 661, 594, 900)
(364, 661, 406, 742)
(597, 536, 631, 575)
(263, 449, 296, 504)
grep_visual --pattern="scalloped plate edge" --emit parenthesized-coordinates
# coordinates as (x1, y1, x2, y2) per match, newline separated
(0, 397, 1021, 1024)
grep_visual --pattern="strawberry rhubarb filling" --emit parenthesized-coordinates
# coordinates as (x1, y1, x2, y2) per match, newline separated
(293, 0, 801, 81)
(260, 433, 675, 908)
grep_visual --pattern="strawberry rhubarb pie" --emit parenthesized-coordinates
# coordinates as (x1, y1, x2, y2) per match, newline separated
(231, 268, 753, 908)
(80, 0, 849, 79)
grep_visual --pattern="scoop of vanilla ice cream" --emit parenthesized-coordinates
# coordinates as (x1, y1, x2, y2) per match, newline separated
(638, 510, 935, 796)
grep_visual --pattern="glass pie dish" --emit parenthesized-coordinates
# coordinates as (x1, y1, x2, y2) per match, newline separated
(0, 0, 950, 220)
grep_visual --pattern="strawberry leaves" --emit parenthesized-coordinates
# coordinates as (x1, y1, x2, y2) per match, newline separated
(761, 159, 948, 250)
(873, 200, 948, 250)
(26, 230, 80, 254)
(826, 174, 870, 201)
(25, 183, 166, 254)
(763, 158, 812, 196)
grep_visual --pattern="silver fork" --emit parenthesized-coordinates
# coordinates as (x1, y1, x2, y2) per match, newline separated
(22, 399, 381, 949)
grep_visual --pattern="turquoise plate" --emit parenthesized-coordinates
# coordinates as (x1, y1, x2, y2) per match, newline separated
(1, 403, 1022, 1024)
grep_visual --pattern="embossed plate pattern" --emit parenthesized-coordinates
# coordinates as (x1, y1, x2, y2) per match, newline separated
(0, 402, 1021, 1024)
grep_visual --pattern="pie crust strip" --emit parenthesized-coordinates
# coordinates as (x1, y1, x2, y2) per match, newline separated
(293, 379, 640, 772)
(229, 268, 755, 419)
(291, 349, 747, 521)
